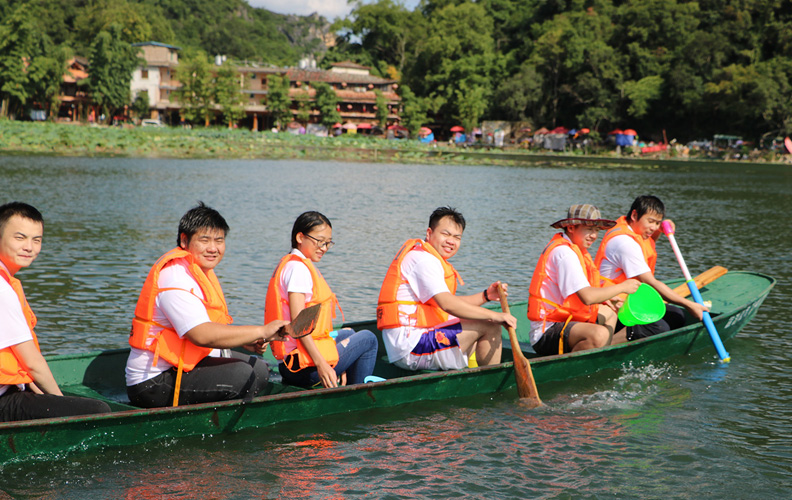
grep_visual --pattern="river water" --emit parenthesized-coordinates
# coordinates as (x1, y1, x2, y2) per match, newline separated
(0, 156, 789, 498)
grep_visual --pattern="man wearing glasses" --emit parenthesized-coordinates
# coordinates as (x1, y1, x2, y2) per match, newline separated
(377, 206, 516, 371)
(125, 202, 288, 407)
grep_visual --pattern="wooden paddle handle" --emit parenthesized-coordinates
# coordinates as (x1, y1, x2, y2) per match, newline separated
(671, 265, 727, 298)
(497, 283, 542, 405)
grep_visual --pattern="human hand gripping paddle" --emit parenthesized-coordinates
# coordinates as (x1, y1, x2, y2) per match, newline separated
(498, 283, 542, 406)
(661, 221, 730, 362)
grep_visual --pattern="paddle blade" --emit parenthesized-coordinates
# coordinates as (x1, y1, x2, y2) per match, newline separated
(282, 303, 323, 339)
(498, 284, 542, 406)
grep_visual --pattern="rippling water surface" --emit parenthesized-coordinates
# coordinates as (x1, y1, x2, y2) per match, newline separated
(0, 156, 789, 498)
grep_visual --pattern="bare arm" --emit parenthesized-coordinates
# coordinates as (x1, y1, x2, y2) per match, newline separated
(184, 320, 287, 348)
(11, 340, 63, 396)
(433, 291, 517, 329)
(576, 279, 641, 306)
(634, 271, 707, 320)
(457, 281, 507, 306)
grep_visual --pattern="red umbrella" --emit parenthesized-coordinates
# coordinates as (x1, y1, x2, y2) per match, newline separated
(550, 126, 569, 134)
(356, 123, 373, 129)
(450, 126, 465, 132)
(387, 124, 408, 131)
(580, 128, 590, 134)
(332, 123, 342, 128)
(419, 126, 432, 135)
(608, 129, 623, 135)
(623, 129, 637, 136)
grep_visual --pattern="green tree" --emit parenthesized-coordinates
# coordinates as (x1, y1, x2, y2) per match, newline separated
(88, 24, 141, 123)
(0, 5, 68, 120)
(409, 3, 496, 127)
(398, 85, 427, 138)
(175, 49, 214, 126)
(295, 85, 312, 125)
(131, 91, 150, 120)
(214, 60, 245, 127)
(313, 81, 341, 130)
(454, 81, 487, 133)
(374, 89, 388, 128)
(267, 73, 292, 130)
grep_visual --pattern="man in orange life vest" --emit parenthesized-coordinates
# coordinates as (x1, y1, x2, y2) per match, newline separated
(595, 195, 707, 342)
(0, 202, 111, 422)
(528, 204, 641, 356)
(378, 207, 516, 371)
(126, 202, 288, 408)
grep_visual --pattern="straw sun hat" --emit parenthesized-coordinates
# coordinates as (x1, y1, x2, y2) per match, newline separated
(550, 204, 616, 230)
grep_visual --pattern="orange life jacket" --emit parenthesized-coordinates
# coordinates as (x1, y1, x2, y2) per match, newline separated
(528, 233, 600, 325)
(377, 239, 463, 330)
(0, 266, 39, 385)
(129, 248, 232, 372)
(594, 215, 657, 283)
(264, 254, 340, 371)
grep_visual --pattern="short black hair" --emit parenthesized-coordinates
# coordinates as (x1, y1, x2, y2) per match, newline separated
(429, 206, 465, 231)
(0, 202, 43, 236)
(628, 195, 665, 222)
(291, 211, 332, 249)
(177, 201, 229, 247)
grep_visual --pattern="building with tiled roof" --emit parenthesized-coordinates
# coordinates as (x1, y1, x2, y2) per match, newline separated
(129, 43, 401, 128)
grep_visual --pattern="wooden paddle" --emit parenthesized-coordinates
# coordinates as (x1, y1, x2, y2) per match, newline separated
(276, 303, 323, 339)
(662, 222, 730, 362)
(498, 283, 542, 406)
(671, 265, 728, 298)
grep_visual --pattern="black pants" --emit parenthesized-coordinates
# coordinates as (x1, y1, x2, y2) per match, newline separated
(620, 304, 687, 341)
(0, 386, 111, 423)
(126, 351, 270, 408)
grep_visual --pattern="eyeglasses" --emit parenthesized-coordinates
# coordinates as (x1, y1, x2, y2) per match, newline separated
(304, 233, 335, 250)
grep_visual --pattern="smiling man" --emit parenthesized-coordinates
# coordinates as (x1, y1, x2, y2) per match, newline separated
(377, 206, 516, 371)
(528, 204, 640, 356)
(594, 195, 707, 342)
(126, 202, 288, 407)
(0, 202, 111, 422)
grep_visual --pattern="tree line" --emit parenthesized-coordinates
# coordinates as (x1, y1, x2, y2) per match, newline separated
(2, 0, 791, 142)
(330, 0, 792, 142)
(0, 0, 329, 124)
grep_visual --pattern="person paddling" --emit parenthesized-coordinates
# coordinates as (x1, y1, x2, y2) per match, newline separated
(125, 202, 288, 407)
(594, 195, 708, 342)
(377, 207, 516, 371)
(0, 202, 111, 421)
(265, 211, 378, 388)
(528, 204, 641, 355)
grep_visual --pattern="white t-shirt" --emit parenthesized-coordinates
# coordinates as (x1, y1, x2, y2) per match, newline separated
(270, 249, 315, 354)
(529, 235, 592, 345)
(125, 258, 220, 386)
(0, 262, 34, 397)
(382, 249, 458, 363)
(598, 233, 651, 281)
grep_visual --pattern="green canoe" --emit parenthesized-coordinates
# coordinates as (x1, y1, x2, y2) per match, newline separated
(0, 271, 774, 464)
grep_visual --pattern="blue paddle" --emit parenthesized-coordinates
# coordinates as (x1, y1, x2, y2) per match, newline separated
(662, 221, 730, 362)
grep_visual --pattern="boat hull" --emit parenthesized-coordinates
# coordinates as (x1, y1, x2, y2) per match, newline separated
(0, 271, 774, 464)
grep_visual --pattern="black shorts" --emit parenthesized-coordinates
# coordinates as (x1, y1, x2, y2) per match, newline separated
(532, 321, 580, 356)
(619, 304, 686, 341)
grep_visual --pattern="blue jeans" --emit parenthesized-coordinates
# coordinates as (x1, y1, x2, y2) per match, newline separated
(279, 329, 378, 387)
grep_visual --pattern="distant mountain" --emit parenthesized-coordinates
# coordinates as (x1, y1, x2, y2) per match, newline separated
(2, 0, 333, 65)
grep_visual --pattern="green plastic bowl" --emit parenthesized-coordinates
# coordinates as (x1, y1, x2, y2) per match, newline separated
(618, 283, 665, 326)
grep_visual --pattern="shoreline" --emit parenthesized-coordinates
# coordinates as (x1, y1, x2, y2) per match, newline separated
(2, 121, 789, 168)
